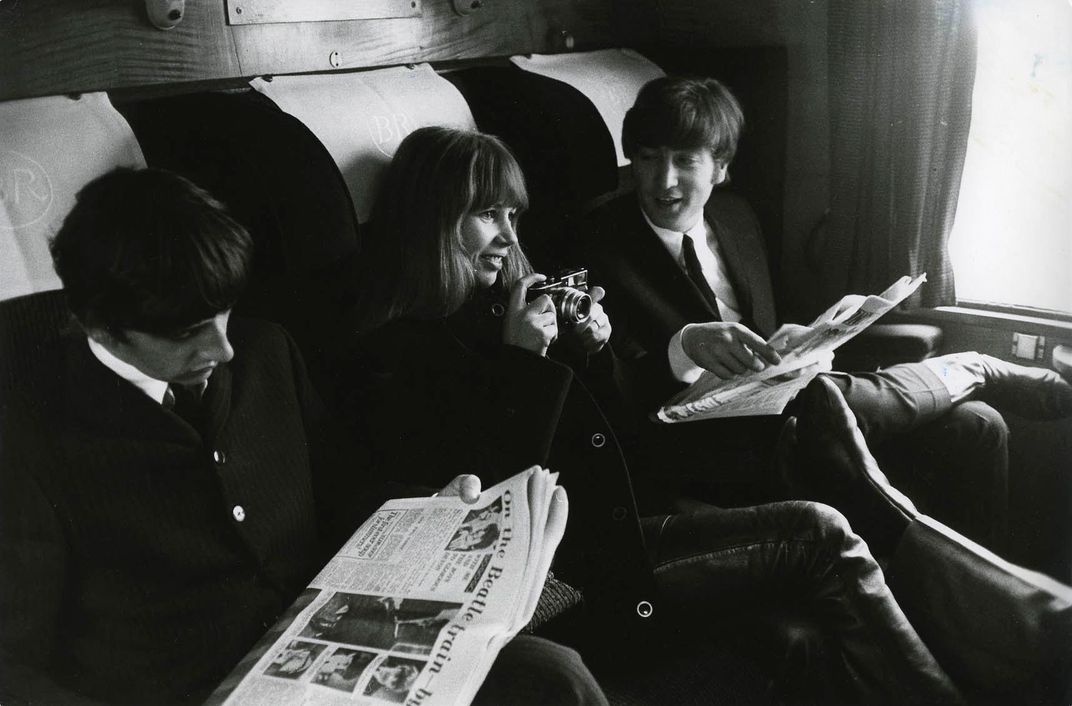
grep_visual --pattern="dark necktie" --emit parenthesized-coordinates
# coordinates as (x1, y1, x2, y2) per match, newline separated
(681, 234, 722, 318)
(166, 383, 204, 430)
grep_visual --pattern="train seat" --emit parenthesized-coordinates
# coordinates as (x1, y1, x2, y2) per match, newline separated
(0, 93, 146, 301)
(248, 63, 476, 224)
(0, 93, 146, 398)
(117, 89, 360, 376)
(446, 49, 663, 270)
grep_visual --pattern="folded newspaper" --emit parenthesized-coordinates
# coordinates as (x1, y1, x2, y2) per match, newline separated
(207, 467, 568, 706)
(655, 274, 927, 423)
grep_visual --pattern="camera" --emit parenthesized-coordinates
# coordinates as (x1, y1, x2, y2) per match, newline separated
(527, 268, 593, 325)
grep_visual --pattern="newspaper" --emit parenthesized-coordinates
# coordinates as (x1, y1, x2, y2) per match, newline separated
(655, 274, 927, 423)
(207, 467, 568, 706)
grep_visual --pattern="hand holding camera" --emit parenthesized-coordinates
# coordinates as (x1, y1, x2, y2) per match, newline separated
(504, 273, 559, 357)
(510, 268, 610, 356)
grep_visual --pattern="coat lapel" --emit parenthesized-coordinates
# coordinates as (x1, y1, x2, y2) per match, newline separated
(201, 364, 232, 443)
(623, 198, 720, 322)
(63, 336, 200, 445)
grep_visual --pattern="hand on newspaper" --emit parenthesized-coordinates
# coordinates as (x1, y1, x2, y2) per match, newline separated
(767, 323, 814, 354)
(565, 286, 611, 354)
(503, 273, 558, 357)
(437, 474, 483, 504)
(682, 321, 782, 378)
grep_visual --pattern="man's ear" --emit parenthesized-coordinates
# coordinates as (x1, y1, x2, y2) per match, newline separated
(714, 162, 730, 186)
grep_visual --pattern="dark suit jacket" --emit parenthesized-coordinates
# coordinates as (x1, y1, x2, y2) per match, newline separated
(0, 318, 373, 705)
(340, 289, 658, 638)
(581, 191, 778, 406)
(578, 191, 784, 493)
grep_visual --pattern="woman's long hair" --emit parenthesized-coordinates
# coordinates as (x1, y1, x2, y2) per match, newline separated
(355, 126, 533, 332)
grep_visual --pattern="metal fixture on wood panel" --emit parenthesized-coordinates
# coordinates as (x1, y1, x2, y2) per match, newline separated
(329, 51, 342, 68)
(145, 0, 185, 29)
(451, 0, 484, 16)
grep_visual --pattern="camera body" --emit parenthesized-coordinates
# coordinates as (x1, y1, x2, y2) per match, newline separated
(527, 268, 592, 325)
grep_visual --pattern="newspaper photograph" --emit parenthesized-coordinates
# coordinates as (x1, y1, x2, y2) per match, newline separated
(656, 274, 927, 423)
(208, 467, 568, 706)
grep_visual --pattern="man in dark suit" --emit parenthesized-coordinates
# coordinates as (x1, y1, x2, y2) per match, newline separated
(581, 76, 1072, 541)
(0, 168, 607, 706)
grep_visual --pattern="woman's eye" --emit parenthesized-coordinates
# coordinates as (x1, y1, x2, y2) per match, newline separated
(478, 210, 496, 222)
(507, 210, 518, 223)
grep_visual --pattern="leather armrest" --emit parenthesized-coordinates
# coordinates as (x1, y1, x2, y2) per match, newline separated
(833, 323, 943, 372)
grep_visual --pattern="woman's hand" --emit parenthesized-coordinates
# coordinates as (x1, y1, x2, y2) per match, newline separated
(563, 285, 611, 354)
(437, 474, 482, 504)
(503, 273, 558, 357)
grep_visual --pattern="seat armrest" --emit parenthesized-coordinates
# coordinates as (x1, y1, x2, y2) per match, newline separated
(833, 323, 943, 372)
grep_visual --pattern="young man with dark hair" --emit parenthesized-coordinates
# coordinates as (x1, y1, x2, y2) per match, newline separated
(0, 168, 606, 705)
(583, 75, 1072, 545)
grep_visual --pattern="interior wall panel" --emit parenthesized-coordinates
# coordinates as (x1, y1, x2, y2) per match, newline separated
(0, 0, 619, 102)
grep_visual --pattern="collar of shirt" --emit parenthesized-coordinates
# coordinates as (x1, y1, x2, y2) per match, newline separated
(642, 209, 707, 266)
(86, 337, 170, 404)
(642, 207, 743, 323)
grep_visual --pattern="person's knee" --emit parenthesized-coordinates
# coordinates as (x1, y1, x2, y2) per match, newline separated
(473, 635, 608, 706)
(942, 400, 1009, 451)
(794, 501, 854, 544)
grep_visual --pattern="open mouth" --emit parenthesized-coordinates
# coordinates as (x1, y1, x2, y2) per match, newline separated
(480, 254, 505, 268)
(655, 196, 683, 208)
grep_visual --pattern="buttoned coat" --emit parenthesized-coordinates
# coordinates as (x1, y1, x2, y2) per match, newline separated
(0, 318, 370, 705)
(341, 290, 659, 638)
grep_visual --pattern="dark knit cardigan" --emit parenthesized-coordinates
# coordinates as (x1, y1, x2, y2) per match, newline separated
(0, 318, 374, 705)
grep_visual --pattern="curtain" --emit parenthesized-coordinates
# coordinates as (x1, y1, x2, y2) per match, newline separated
(819, 0, 976, 307)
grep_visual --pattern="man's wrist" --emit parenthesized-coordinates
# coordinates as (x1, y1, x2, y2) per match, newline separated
(669, 325, 704, 384)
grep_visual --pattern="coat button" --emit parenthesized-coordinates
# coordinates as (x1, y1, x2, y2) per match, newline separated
(636, 600, 653, 618)
(590, 433, 606, 448)
(611, 506, 627, 521)
(213, 449, 227, 465)
(232, 505, 246, 522)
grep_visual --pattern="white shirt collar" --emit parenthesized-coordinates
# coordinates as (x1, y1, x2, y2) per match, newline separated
(86, 337, 170, 405)
(641, 209, 706, 263)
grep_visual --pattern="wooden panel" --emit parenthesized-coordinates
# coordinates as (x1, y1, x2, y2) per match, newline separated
(0, 0, 621, 102)
(230, 0, 617, 77)
(225, 0, 421, 25)
(0, 0, 241, 100)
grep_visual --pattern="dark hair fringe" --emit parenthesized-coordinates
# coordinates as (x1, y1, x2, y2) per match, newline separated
(622, 76, 744, 164)
(50, 168, 253, 335)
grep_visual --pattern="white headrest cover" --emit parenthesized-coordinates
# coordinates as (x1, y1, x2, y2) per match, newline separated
(0, 93, 146, 300)
(251, 64, 476, 223)
(510, 49, 665, 167)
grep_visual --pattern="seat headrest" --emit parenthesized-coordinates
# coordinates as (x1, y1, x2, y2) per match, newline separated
(510, 49, 665, 167)
(250, 64, 476, 223)
(0, 93, 145, 301)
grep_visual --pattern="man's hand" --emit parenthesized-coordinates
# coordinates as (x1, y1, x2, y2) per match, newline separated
(767, 323, 815, 354)
(438, 474, 482, 504)
(503, 273, 558, 357)
(563, 285, 611, 354)
(681, 321, 781, 379)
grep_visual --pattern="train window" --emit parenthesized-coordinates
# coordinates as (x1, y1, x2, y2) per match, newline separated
(947, 0, 1071, 315)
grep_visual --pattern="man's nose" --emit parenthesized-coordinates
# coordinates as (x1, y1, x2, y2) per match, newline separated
(202, 317, 234, 364)
(656, 159, 678, 189)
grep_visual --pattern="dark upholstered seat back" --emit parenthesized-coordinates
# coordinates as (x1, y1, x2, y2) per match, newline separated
(117, 90, 361, 374)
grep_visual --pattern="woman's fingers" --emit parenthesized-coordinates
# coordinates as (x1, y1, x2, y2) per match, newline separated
(509, 273, 548, 312)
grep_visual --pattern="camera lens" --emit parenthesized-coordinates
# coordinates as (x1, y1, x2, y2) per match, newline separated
(556, 289, 592, 325)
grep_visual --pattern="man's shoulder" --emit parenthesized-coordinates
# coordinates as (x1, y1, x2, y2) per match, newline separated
(705, 191, 762, 234)
(578, 191, 648, 265)
(228, 316, 290, 351)
(585, 191, 644, 233)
